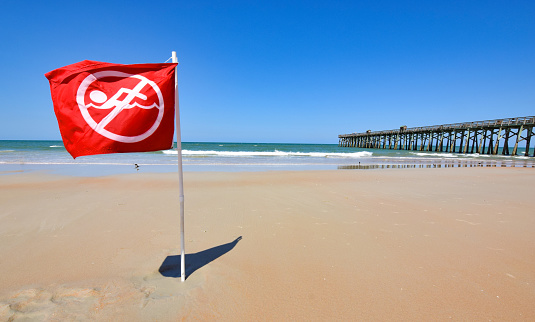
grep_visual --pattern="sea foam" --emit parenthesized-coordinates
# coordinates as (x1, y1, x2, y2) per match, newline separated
(411, 152, 458, 158)
(163, 150, 373, 158)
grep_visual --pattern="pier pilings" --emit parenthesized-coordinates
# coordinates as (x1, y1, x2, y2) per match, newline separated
(338, 116, 535, 156)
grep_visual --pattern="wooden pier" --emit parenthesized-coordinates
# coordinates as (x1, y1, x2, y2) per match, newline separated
(339, 116, 535, 156)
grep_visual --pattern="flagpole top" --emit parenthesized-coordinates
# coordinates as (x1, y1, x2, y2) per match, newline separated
(172, 51, 178, 63)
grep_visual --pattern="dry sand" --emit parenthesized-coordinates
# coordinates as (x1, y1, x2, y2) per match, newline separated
(0, 167, 534, 320)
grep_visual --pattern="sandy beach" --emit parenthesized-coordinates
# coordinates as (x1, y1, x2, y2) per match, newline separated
(1, 167, 534, 320)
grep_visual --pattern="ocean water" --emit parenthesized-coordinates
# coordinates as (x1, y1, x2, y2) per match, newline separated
(1, 140, 534, 176)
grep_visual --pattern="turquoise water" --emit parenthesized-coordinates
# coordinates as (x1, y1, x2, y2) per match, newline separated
(1, 140, 534, 176)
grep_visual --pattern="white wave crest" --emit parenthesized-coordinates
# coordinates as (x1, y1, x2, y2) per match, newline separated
(411, 152, 458, 158)
(163, 150, 373, 158)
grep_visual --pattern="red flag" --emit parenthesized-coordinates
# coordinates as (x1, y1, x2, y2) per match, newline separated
(45, 60, 177, 158)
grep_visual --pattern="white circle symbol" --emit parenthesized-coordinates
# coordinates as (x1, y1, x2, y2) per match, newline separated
(76, 71, 165, 143)
(89, 90, 107, 104)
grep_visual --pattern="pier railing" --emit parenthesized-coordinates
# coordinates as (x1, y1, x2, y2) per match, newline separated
(339, 116, 535, 156)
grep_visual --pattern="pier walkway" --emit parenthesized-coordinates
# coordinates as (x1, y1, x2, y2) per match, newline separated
(339, 116, 535, 156)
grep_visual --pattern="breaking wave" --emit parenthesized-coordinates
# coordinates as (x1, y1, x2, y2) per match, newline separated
(163, 150, 373, 158)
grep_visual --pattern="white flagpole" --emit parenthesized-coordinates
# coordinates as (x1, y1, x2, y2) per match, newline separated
(172, 51, 186, 282)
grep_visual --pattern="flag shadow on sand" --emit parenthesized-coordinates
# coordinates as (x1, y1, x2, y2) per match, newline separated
(159, 236, 242, 280)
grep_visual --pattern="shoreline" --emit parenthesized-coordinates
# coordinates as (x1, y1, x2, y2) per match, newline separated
(2, 157, 535, 177)
(1, 167, 534, 320)
(2, 140, 535, 177)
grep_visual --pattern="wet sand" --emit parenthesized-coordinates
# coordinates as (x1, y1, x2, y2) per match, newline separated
(0, 168, 534, 320)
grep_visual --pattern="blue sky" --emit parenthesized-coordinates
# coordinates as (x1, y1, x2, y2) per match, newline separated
(0, 0, 533, 144)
